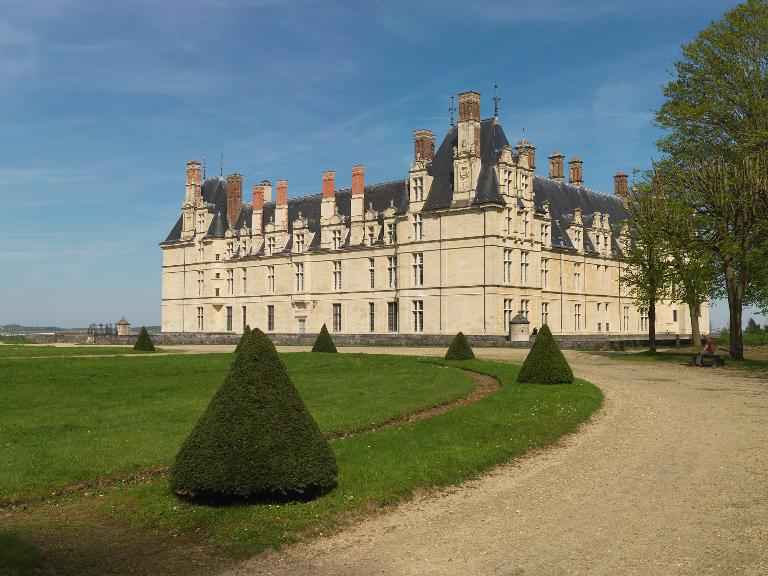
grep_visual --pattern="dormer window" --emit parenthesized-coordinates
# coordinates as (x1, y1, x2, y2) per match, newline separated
(215, 253, 220, 261)
(226, 242, 234, 259)
(521, 173, 529, 195)
(295, 233, 304, 253)
(332, 229, 342, 250)
(504, 170, 513, 194)
(197, 212, 205, 232)
(387, 223, 396, 245)
(267, 236, 275, 256)
(574, 229, 582, 246)
(541, 224, 550, 246)
(367, 226, 376, 245)
(414, 177, 424, 202)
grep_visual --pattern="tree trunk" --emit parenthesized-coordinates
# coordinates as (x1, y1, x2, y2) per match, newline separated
(689, 302, 702, 348)
(649, 299, 657, 353)
(724, 259, 744, 360)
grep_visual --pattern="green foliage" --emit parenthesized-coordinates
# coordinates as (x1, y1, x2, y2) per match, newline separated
(170, 329, 337, 501)
(0, 531, 41, 576)
(235, 324, 251, 354)
(133, 326, 155, 352)
(311, 324, 337, 353)
(444, 332, 475, 360)
(746, 318, 761, 333)
(517, 325, 573, 384)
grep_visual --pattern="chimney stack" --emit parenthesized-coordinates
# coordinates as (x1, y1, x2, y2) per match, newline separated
(321, 170, 336, 221)
(516, 140, 536, 171)
(413, 130, 435, 161)
(457, 91, 481, 157)
(251, 180, 270, 236)
(351, 165, 365, 220)
(568, 157, 584, 188)
(458, 91, 481, 122)
(275, 179, 288, 230)
(614, 172, 628, 197)
(548, 152, 564, 181)
(226, 173, 243, 227)
(186, 160, 201, 204)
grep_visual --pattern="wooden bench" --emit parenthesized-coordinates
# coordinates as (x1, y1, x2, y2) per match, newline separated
(689, 353, 728, 367)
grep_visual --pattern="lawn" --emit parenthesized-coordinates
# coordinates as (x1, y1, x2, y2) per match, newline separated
(0, 353, 473, 504)
(0, 344, 158, 357)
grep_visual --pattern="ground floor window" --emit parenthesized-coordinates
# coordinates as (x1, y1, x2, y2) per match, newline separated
(412, 300, 424, 332)
(197, 307, 204, 332)
(673, 309, 678, 322)
(640, 307, 649, 331)
(369, 302, 375, 332)
(520, 299, 529, 319)
(333, 303, 342, 332)
(267, 305, 275, 332)
(298, 318, 306, 334)
(503, 299, 514, 333)
(574, 304, 582, 331)
(226, 306, 233, 331)
(541, 302, 549, 327)
(623, 306, 630, 331)
(388, 301, 398, 332)
(242, 306, 247, 330)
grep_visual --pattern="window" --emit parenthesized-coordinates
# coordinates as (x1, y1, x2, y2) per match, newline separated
(597, 304, 602, 332)
(369, 302, 375, 332)
(332, 229, 342, 250)
(215, 272, 221, 279)
(215, 253, 220, 261)
(640, 307, 649, 331)
(412, 252, 423, 286)
(387, 256, 398, 288)
(332, 261, 342, 291)
(242, 306, 247, 330)
(266, 236, 275, 256)
(226, 242, 234, 259)
(574, 264, 581, 292)
(414, 177, 424, 201)
(215, 287, 220, 297)
(298, 318, 306, 333)
(573, 229, 582, 247)
(295, 233, 304, 253)
(673, 309, 678, 322)
(226, 269, 234, 295)
(504, 249, 512, 284)
(541, 258, 549, 289)
(388, 302, 399, 332)
(367, 226, 376, 245)
(197, 271, 204, 296)
(520, 251, 529, 285)
(605, 303, 610, 332)
(503, 299, 514, 332)
(226, 306, 233, 331)
(505, 208, 513, 236)
(332, 303, 342, 332)
(413, 213, 423, 241)
(520, 299, 529, 319)
(523, 211, 530, 237)
(521, 173, 529, 195)
(242, 268, 247, 294)
(267, 266, 275, 293)
(504, 170, 513, 195)
(295, 263, 304, 292)
(369, 258, 375, 289)
(240, 238, 247, 254)
(267, 305, 275, 331)
(541, 302, 549, 327)
(197, 212, 205, 233)
(574, 304, 582, 331)
(540, 224, 549, 246)
(196, 307, 204, 331)
(387, 223, 396, 244)
(412, 300, 424, 332)
(623, 306, 630, 331)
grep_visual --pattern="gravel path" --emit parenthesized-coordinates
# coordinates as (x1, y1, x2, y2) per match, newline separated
(224, 350, 768, 576)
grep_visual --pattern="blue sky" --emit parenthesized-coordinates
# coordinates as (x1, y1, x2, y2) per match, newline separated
(0, 0, 759, 329)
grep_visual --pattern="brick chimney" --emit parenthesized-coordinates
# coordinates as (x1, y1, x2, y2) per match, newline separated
(251, 180, 270, 236)
(548, 152, 564, 181)
(413, 130, 435, 161)
(226, 173, 243, 227)
(321, 170, 336, 221)
(516, 140, 536, 171)
(614, 172, 628, 196)
(457, 91, 481, 157)
(275, 179, 288, 230)
(568, 157, 584, 188)
(350, 165, 366, 244)
(185, 160, 201, 204)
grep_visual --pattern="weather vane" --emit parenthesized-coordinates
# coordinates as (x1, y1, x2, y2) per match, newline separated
(449, 93, 456, 127)
(493, 80, 501, 119)
(202, 157, 206, 180)
(219, 154, 224, 177)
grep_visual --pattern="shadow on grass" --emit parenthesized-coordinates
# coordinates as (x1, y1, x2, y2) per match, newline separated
(0, 530, 41, 576)
(173, 481, 338, 507)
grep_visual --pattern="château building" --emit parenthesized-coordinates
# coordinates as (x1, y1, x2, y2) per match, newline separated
(160, 91, 707, 340)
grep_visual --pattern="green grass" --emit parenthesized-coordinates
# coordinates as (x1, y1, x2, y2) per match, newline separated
(0, 353, 473, 503)
(100, 358, 602, 558)
(0, 531, 41, 576)
(714, 331, 768, 346)
(0, 344, 160, 357)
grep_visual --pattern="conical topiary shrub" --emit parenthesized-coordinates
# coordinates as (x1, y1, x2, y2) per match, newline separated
(235, 324, 251, 354)
(170, 328, 338, 502)
(133, 326, 155, 352)
(516, 325, 573, 384)
(445, 332, 475, 360)
(311, 324, 337, 353)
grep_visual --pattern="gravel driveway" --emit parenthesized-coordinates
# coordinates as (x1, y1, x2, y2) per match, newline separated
(225, 349, 768, 576)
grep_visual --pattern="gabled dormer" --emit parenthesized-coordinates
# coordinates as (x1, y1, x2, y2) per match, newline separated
(567, 207, 584, 252)
(410, 129, 434, 212)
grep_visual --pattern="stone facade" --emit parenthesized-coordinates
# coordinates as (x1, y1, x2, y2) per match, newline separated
(160, 91, 709, 340)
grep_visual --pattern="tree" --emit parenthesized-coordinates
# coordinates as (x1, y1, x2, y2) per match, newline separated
(235, 324, 251, 354)
(133, 326, 155, 352)
(311, 324, 337, 353)
(170, 328, 337, 502)
(619, 174, 672, 353)
(444, 332, 475, 360)
(746, 317, 761, 333)
(516, 325, 573, 384)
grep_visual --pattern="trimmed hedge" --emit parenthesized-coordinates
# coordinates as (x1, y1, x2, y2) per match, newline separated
(311, 324, 337, 353)
(235, 324, 252, 354)
(445, 332, 475, 360)
(170, 328, 338, 502)
(516, 325, 573, 384)
(133, 326, 155, 352)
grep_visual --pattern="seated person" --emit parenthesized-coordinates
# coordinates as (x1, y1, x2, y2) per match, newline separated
(694, 334, 716, 366)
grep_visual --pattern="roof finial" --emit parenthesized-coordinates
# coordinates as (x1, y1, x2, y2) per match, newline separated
(449, 93, 456, 127)
(493, 80, 501, 119)
(219, 154, 224, 177)
(202, 157, 206, 180)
